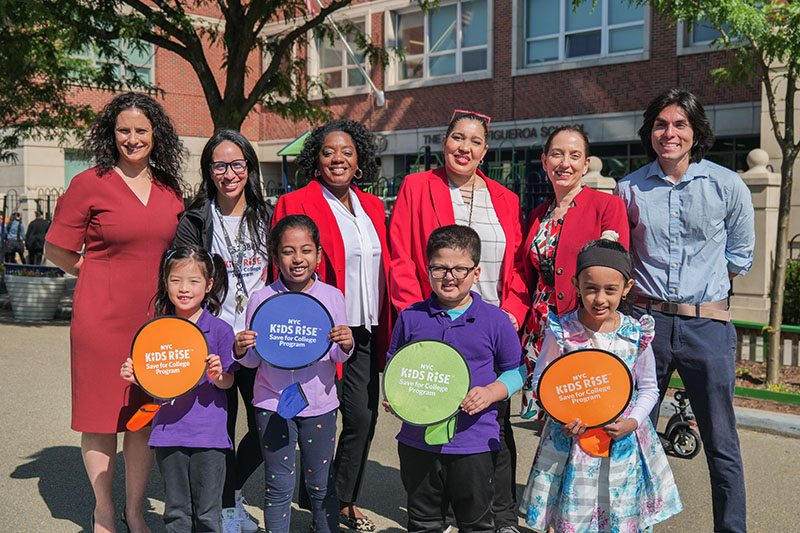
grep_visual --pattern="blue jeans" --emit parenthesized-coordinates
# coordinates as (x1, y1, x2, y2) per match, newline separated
(256, 409, 338, 533)
(641, 309, 746, 533)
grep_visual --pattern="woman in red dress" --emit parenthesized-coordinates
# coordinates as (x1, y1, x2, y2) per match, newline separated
(46, 93, 185, 533)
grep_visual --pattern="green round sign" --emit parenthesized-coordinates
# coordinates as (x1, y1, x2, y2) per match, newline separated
(383, 340, 472, 426)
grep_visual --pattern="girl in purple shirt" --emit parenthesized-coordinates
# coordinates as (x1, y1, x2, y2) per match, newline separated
(121, 245, 237, 532)
(234, 215, 354, 533)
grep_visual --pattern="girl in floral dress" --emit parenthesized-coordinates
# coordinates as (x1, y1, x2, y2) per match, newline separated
(520, 235, 682, 532)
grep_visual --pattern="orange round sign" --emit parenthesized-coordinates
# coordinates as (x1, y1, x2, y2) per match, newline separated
(537, 348, 633, 428)
(131, 316, 209, 401)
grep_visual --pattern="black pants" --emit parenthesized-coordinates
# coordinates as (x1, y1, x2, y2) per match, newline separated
(399, 442, 496, 533)
(299, 327, 379, 509)
(156, 447, 226, 533)
(222, 366, 262, 507)
(492, 398, 518, 529)
(28, 248, 43, 265)
(333, 326, 379, 503)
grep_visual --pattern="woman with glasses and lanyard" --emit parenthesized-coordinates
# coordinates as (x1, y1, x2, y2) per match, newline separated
(519, 126, 629, 419)
(389, 110, 528, 532)
(173, 129, 272, 533)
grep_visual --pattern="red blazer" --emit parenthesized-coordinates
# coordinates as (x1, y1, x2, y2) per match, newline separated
(523, 186, 630, 320)
(389, 167, 530, 325)
(273, 180, 392, 369)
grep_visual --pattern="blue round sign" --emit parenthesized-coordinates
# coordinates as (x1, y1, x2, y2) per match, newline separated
(249, 292, 334, 369)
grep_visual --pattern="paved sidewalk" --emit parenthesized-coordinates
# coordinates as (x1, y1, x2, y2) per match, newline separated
(1, 313, 799, 532)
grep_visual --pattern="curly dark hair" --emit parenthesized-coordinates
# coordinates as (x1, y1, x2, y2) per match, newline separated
(295, 119, 379, 183)
(86, 92, 186, 195)
(638, 88, 714, 164)
(191, 129, 272, 260)
(152, 245, 229, 317)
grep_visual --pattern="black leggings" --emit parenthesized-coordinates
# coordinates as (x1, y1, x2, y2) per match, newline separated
(222, 366, 263, 507)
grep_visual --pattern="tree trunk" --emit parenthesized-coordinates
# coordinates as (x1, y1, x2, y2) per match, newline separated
(766, 154, 794, 384)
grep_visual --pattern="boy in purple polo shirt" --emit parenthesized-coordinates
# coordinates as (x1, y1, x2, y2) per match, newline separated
(387, 225, 525, 533)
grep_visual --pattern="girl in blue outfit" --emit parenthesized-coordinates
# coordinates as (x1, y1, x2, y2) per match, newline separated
(234, 215, 354, 533)
(520, 233, 682, 533)
(121, 245, 237, 533)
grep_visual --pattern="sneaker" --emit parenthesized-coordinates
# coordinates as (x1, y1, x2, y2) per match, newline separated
(235, 491, 259, 533)
(222, 508, 242, 533)
(443, 527, 454, 533)
(497, 527, 521, 533)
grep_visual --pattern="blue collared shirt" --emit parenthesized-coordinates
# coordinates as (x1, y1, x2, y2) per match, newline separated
(615, 159, 754, 303)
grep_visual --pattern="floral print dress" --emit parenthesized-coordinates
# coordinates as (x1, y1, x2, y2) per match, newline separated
(520, 311, 683, 532)
(520, 213, 561, 418)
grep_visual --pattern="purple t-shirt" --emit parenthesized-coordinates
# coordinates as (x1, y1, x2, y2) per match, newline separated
(388, 292, 523, 454)
(148, 310, 237, 449)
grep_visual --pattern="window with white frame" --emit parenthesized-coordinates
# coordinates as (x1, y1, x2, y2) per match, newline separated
(317, 22, 367, 89)
(685, 17, 730, 47)
(75, 40, 154, 84)
(524, 0, 644, 65)
(395, 0, 488, 81)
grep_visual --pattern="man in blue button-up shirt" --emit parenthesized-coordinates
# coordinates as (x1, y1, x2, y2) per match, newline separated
(616, 89, 754, 533)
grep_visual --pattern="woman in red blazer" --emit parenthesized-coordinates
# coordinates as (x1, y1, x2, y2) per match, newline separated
(389, 110, 529, 531)
(520, 126, 629, 417)
(272, 120, 389, 532)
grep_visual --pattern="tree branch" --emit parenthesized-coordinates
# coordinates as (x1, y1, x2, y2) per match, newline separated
(244, 0, 352, 112)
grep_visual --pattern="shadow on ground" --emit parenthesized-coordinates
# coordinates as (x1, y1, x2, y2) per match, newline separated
(10, 446, 162, 532)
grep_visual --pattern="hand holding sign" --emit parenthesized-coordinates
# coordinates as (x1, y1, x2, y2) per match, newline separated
(125, 316, 209, 431)
(383, 340, 472, 445)
(249, 292, 334, 369)
(537, 348, 633, 457)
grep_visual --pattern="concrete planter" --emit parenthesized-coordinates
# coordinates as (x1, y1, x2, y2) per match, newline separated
(5, 275, 67, 320)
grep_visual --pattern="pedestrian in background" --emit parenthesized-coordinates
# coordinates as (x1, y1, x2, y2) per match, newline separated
(25, 210, 49, 265)
(4, 212, 25, 263)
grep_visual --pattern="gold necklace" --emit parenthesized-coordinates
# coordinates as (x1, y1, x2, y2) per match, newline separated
(457, 176, 477, 227)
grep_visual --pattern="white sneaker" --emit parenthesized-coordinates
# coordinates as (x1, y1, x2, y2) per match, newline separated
(222, 507, 242, 533)
(235, 490, 259, 533)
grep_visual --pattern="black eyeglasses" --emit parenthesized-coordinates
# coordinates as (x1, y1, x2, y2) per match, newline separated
(210, 159, 247, 176)
(427, 265, 477, 280)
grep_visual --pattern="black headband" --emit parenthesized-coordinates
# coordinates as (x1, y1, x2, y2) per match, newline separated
(575, 246, 632, 280)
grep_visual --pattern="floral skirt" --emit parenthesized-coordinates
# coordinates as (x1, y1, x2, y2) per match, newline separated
(520, 415, 683, 533)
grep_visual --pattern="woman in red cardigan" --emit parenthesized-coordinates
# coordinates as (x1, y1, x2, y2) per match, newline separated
(272, 120, 390, 532)
(389, 110, 529, 531)
(520, 126, 630, 418)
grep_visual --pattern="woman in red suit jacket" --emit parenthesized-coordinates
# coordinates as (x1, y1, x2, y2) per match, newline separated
(272, 120, 389, 532)
(389, 110, 529, 531)
(519, 126, 629, 418)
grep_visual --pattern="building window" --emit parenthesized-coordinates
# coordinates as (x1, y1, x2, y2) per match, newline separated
(75, 40, 154, 84)
(685, 17, 730, 47)
(317, 22, 367, 89)
(395, 0, 488, 81)
(524, 0, 644, 65)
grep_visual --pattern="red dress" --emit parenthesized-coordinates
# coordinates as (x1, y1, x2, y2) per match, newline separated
(47, 167, 184, 433)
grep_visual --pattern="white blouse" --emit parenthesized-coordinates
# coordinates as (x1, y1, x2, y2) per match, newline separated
(322, 186, 383, 330)
(450, 185, 506, 308)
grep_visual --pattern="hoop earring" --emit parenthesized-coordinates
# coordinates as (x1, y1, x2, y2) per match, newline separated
(354, 168, 363, 179)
